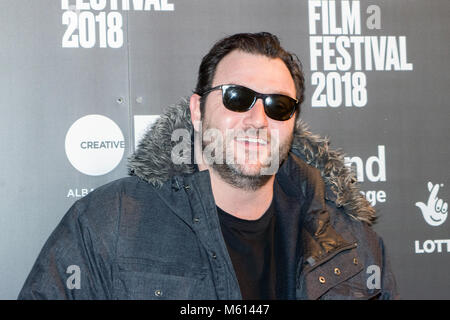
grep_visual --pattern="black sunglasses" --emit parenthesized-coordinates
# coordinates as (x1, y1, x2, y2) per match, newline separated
(197, 84, 299, 121)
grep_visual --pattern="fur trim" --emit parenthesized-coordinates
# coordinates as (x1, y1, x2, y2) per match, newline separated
(128, 98, 196, 188)
(291, 120, 376, 224)
(128, 99, 375, 224)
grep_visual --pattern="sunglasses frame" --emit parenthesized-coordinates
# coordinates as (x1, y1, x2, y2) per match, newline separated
(198, 84, 299, 121)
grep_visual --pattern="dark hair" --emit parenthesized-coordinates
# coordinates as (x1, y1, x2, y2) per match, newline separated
(194, 32, 305, 115)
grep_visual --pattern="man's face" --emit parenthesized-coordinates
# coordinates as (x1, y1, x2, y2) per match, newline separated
(193, 50, 297, 189)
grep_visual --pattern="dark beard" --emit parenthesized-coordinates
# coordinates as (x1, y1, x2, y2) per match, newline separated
(211, 162, 273, 191)
(202, 129, 293, 191)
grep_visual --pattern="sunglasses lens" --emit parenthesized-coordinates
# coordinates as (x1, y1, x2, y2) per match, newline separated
(220, 85, 297, 121)
(264, 95, 296, 121)
(223, 86, 255, 112)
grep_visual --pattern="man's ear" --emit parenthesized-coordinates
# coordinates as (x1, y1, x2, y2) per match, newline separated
(190, 94, 202, 132)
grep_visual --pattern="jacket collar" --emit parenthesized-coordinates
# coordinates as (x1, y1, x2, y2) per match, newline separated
(128, 98, 375, 225)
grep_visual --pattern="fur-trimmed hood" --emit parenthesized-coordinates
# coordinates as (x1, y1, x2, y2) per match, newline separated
(128, 99, 375, 224)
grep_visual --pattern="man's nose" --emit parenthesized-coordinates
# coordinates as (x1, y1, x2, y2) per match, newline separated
(243, 98, 268, 128)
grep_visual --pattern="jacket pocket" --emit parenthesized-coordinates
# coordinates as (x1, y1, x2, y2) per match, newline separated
(320, 280, 382, 300)
(297, 248, 365, 300)
(114, 270, 202, 300)
(113, 257, 208, 299)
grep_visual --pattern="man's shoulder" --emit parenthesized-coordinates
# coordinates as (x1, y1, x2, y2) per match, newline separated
(67, 176, 160, 226)
(77, 176, 154, 205)
(87, 175, 150, 196)
(326, 199, 384, 259)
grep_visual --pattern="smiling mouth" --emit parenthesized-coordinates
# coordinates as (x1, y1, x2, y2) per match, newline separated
(430, 215, 444, 222)
(235, 137, 268, 145)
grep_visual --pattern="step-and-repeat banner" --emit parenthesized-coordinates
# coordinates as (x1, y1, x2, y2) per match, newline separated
(0, 0, 448, 299)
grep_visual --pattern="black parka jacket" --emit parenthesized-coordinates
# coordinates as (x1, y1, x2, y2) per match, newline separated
(18, 100, 398, 300)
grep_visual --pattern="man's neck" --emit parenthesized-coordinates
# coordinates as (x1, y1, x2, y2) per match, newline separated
(208, 169, 275, 221)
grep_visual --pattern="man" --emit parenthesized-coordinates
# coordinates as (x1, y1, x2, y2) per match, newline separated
(19, 32, 398, 299)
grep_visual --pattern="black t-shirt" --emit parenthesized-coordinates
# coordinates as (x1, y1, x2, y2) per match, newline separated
(217, 201, 277, 300)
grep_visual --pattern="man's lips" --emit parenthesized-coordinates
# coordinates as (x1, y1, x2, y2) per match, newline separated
(235, 137, 268, 146)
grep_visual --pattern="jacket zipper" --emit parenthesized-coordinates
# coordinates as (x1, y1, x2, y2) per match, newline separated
(188, 178, 242, 300)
